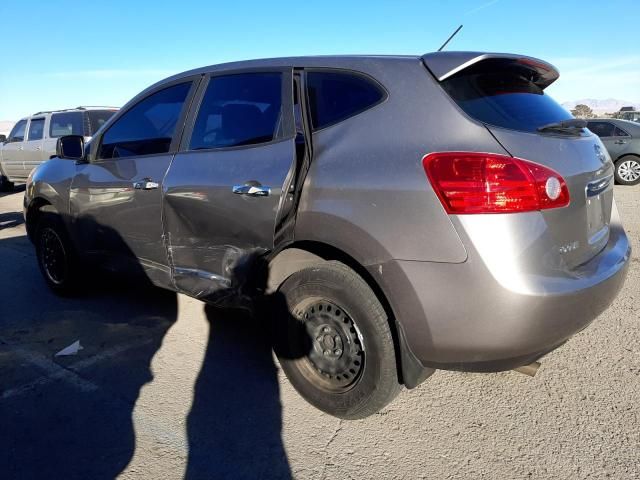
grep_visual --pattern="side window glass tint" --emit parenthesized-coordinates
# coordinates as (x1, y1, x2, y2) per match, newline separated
(8, 120, 27, 142)
(306, 72, 384, 130)
(27, 118, 45, 141)
(587, 122, 615, 138)
(99, 82, 191, 159)
(190, 73, 282, 150)
(50, 112, 84, 138)
(614, 126, 629, 137)
(86, 110, 117, 136)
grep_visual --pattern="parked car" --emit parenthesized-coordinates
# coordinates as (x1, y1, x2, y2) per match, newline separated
(587, 119, 640, 185)
(0, 107, 118, 191)
(617, 107, 640, 123)
(25, 52, 630, 419)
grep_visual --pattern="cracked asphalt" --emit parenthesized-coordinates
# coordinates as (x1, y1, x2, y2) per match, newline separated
(0, 185, 638, 479)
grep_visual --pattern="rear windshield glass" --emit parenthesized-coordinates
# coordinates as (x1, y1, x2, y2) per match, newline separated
(86, 110, 117, 136)
(441, 64, 572, 133)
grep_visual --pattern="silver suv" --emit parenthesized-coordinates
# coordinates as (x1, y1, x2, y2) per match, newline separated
(25, 52, 630, 419)
(0, 107, 117, 190)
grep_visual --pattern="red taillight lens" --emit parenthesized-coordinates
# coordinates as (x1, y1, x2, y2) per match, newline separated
(423, 152, 570, 214)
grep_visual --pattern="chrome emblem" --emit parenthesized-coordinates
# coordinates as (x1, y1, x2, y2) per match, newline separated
(594, 144, 606, 164)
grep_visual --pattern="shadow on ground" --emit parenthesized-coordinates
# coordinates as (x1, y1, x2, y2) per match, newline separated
(0, 183, 25, 198)
(0, 232, 293, 479)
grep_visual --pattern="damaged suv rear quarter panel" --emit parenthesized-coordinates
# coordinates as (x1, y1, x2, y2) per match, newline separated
(293, 57, 511, 266)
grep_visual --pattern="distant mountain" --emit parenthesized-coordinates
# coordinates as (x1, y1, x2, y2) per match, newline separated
(561, 99, 640, 114)
(0, 120, 15, 136)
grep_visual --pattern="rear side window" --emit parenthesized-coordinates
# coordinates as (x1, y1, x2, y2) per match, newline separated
(86, 110, 117, 136)
(190, 73, 282, 150)
(587, 121, 615, 138)
(441, 61, 572, 133)
(27, 118, 45, 141)
(50, 112, 83, 137)
(8, 120, 27, 142)
(99, 82, 191, 159)
(614, 126, 630, 137)
(306, 71, 384, 130)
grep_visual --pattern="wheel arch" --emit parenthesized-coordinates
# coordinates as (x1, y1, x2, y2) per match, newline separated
(268, 240, 434, 388)
(25, 197, 56, 241)
(615, 152, 640, 162)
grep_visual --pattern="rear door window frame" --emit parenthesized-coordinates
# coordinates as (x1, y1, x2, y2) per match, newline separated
(588, 121, 617, 138)
(27, 117, 45, 141)
(180, 67, 295, 153)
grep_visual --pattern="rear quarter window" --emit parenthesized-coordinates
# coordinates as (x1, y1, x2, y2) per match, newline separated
(306, 71, 385, 130)
(50, 112, 84, 138)
(85, 110, 117, 136)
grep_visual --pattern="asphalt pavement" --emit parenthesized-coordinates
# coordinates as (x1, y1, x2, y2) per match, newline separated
(1, 184, 638, 479)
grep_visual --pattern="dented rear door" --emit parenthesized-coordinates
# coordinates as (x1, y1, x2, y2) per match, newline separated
(163, 68, 297, 299)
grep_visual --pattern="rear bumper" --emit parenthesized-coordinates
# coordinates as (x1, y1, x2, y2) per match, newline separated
(369, 218, 631, 372)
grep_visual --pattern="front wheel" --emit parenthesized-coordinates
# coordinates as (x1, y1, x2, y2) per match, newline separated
(614, 156, 640, 186)
(35, 214, 82, 295)
(273, 261, 401, 419)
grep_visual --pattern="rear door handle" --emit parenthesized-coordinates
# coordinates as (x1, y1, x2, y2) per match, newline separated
(614, 140, 627, 144)
(133, 178, 159, 190)
(232, 183, 271, 197)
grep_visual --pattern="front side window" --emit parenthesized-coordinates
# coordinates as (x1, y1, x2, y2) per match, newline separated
(27, 118, 45, 141)
(99, 82, 191, 159)
(587, 122, 616, 138)
(50, 112, 84, 138)
(8, 120, 27, 142)
(190, 73, 283, 150)
(306, 71, 385, 130)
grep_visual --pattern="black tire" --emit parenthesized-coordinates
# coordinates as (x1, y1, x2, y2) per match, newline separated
(614, 156, 640, 186)
(273, 261, 401, 419)
(0, 175, 14, 192)
(35, 213, 82, 296)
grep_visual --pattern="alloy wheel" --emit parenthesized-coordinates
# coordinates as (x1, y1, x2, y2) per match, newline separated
(618, 159, 640, 182)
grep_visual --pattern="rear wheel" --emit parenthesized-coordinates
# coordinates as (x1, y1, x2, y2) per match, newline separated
(0, 175, 14, 192)
(35, 214, 82, 295)
(274, 261, 401, 419)
(614, 156, 640, 186)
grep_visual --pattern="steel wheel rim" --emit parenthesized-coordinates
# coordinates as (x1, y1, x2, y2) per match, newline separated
(618, 160, 640, 182)
(40, 227, 67, 285)
(294, 299, 365, 393)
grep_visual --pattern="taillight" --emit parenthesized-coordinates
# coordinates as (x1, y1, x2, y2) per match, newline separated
(423, 152, 570, 214)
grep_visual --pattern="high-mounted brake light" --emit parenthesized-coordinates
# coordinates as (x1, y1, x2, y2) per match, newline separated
(423, 152, 570, 214)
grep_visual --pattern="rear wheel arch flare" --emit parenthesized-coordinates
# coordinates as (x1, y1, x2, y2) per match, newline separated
(268, 240, 431, 387)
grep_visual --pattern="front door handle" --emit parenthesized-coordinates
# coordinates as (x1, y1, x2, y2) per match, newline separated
(232, 183, 271, 197)
(615, 140, 627, 144)
(133, 178, 159, 190)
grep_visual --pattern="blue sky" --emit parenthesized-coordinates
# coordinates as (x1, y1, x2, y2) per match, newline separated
(1, 0, 638, 120)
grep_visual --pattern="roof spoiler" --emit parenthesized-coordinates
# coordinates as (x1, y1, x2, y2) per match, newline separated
(421, 51, 560, 89)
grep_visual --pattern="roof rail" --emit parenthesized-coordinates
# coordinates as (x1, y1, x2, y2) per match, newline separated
(75, 106, 120, 110)
(31, 106, 119, 116)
